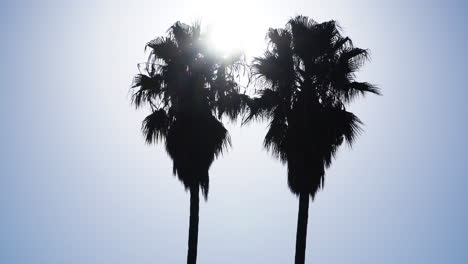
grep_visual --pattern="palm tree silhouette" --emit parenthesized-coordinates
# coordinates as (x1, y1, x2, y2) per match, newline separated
(245, 16, 380, 263)
(131, 22, 248, 264)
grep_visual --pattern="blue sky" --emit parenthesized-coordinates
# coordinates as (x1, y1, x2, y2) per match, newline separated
(1, 0, 467, 263)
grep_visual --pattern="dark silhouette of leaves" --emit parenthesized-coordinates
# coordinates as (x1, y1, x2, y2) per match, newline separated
(245, 15, 379, 264)
(130, 21, 248, 264)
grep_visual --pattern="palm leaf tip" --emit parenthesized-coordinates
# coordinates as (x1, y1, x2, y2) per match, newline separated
(340, 111, 363, 146)
(349, 82, 380, 95)
(341, 82, 381, 102)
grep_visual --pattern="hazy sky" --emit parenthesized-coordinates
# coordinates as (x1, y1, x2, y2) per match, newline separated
(1, 0, 467, 263)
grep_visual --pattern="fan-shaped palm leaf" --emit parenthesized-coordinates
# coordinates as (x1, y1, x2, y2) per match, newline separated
(142, 109, 170, 144)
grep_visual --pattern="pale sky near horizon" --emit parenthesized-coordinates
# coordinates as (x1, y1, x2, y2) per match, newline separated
(1, 0, 467, 263)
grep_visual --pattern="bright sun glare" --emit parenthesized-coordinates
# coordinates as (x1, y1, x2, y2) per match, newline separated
(208, 23, 244, 56)
(196, 1, 265, 58)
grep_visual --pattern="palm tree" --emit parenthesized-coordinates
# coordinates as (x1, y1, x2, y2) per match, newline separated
(131, 21, 248, 264)
(245, 16, 380, 264)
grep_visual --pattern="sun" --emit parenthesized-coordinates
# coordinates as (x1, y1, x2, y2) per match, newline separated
(208, 22, 244, 57)
(205, 18, 266, 59)
(193, 0, 266, 58)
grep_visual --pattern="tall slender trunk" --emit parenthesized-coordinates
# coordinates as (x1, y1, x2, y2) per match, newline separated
(187, 185, 199, 264)
(295, 192, 309, 264)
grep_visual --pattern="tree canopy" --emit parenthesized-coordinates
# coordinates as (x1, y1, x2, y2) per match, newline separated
(245, 16, 380, 198)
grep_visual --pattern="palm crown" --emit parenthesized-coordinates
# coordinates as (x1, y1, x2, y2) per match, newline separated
(246, 16, 380, 198)
(131, 22, 248, 198)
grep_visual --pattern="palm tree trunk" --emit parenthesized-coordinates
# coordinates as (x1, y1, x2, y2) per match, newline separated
(187, 184, 199, 264)
(295, 192, 309, 264)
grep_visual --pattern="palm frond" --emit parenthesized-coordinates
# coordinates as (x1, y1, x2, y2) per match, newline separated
(344, 81, 380, 100)
(332, 80, 380, 103)
(288, 15, 317, 31)
(253, 54, 281, 88)
(169, 21, 192, 49)
(288, 16, 341, 64)
(217, 91, 250, 121)
(142, 109, 170, 144)
(338, 47, 369, 73)
(331, 36, 352, 54)
(328, 108, 363, 147)
(264, 116, 288, 161)
(267, 28, 292, 52)
(243, 89, 280, 123)
(131, 74, 163, 108)
(146, 37, 178, 63)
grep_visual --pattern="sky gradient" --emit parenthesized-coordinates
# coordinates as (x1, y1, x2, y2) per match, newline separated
(1, 0, 467, 263)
